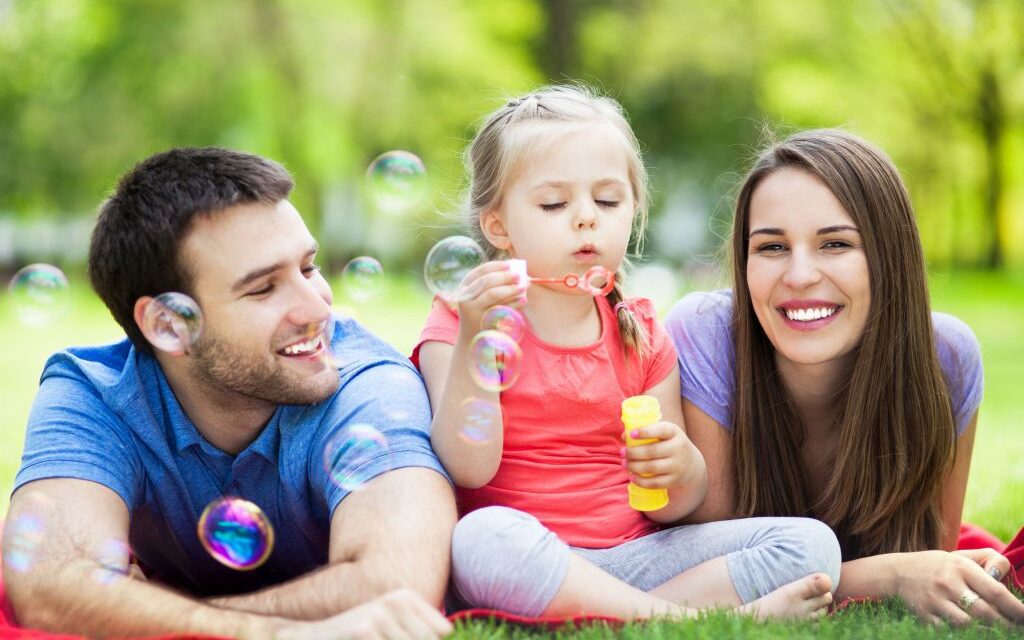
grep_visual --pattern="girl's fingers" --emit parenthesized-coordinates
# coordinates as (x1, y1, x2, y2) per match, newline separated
(628, 422, 679, 442)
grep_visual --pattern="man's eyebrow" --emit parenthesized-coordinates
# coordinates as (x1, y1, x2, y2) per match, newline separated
(231, 243, 318, 293)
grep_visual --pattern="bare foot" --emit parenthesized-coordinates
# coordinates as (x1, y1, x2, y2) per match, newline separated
(739, 573, 833, 620)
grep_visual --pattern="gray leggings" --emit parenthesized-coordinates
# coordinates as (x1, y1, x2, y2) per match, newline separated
(450, 506, 842, 616)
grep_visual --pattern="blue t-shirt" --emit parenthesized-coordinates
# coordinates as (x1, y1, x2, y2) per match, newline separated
(14, 314, 448, 596)
(664, 290, 983, 437)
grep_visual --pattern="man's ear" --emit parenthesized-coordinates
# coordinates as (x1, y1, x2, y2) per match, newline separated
(133, 296, 189, 357)
(480, 209, 512, 252)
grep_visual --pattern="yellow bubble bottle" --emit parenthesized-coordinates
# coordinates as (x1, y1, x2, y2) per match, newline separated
(622, 395, 669, 511)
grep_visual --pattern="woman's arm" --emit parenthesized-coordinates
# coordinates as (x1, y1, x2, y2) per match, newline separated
(677, 399, 738, 524)
(939, 412, 977, 550)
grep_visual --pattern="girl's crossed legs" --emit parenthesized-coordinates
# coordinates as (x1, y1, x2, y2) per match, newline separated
(450, 506, 840, 620)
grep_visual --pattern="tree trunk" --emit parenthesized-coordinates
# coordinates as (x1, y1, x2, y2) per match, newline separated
(977, 63, 1004, 270)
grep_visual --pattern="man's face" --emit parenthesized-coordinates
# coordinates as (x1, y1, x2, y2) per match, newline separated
(179, 199, 339, 406)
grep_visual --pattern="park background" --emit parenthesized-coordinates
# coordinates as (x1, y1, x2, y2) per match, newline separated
(0, 0, 1022, 631)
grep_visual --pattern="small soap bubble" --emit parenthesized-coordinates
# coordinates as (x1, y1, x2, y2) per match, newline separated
(481, 305, 526, 343)
(198, 497, 274, 571)
(457, 397, 502, 444)
(93, 539, 131, 585)
(2, 513, 45, 573)
(580, 266, 615, 297)
(323, 424, 391, 492)
(365, 150, 429, 215)
(341, 256, 384, 303)
(142, 292, 203, 353)
(468, 330, 523, 392)
(423, 236, 485, 300)
(8, 263, 71, 325)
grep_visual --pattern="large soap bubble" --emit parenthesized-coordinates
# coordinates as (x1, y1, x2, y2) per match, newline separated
(468, 330, 523, 392)
(142, 292, 203, 354)
(198, 497, 274, 570)
(8, 263, 71, 325)
(423, 236, 486, 300)
(365, 150, 429, 215)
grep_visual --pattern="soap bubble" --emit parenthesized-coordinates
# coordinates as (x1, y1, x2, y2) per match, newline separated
(481, 305, 526, 343)
(198, 497, 274, 570)
(457, 397, 502, 444)
(323, 424, 391, 492)
(8, 263, 70, 325)
(341, 256, 384, 303)
(424, 236, 485, 300)
(579, 266, 615, 297)
(365, 150, 429, 215)
(2, 513, 45, 573)
(468, 330, 523, 392)
(142, 292, 203, 353)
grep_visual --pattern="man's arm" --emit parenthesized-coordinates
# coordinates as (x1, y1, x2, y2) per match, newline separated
(208, 467, 457, 620)
(4, 479, 285, 639)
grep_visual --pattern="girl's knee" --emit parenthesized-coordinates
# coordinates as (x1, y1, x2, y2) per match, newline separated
(777, 518, 842, 589)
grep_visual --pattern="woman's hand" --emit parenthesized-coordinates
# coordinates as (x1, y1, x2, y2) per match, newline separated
(894, 549, 1024, 626)
(623, 421, 705, 490)
(453, 261, 527, 339)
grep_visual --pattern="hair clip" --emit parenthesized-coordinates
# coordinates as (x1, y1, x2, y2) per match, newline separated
(614, 301, 631, 315)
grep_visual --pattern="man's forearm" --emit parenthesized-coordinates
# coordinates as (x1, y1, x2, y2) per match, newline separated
(9, 561, 285, 639)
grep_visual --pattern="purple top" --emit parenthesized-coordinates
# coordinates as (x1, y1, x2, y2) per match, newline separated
(664, 290, 983, 437)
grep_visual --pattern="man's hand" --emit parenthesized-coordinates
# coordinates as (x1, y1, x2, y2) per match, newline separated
(274, 589, 452, 640)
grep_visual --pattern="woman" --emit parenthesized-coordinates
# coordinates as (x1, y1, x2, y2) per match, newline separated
(664, 129, 1023, 626)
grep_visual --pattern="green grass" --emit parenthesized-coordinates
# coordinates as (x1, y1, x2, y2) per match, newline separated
(1, 270, 1022, 637)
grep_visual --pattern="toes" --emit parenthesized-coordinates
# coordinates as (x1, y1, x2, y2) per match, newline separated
(808, 572, 833, 596)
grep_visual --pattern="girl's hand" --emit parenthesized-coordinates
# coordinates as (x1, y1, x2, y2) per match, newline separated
(895, 549, 1024, 626)
(453, 261, 527, 338)
(623, 422, 704, 490)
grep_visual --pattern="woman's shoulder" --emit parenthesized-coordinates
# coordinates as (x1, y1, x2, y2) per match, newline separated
(664, 289, 735, 342)
(930, 311, 981, 365)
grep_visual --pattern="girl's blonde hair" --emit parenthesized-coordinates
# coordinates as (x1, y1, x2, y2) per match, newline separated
(463, 84, 652, 358)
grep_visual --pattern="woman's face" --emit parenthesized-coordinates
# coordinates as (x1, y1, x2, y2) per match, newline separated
(745, 167, 871, 370)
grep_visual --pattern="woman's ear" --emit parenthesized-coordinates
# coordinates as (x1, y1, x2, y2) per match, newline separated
(481, 209, 512, 252)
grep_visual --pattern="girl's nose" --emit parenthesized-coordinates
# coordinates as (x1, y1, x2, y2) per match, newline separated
(574, 200, 598, 230)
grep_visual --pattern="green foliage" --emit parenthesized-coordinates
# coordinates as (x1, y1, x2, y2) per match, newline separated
(0, 0, 1021, 269)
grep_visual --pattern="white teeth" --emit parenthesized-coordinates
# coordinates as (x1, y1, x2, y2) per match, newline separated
(282, 337, 321, 355)
(785, 307, 837, 322)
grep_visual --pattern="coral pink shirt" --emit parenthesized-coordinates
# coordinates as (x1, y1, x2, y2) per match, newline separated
(412, 296, 677, 548)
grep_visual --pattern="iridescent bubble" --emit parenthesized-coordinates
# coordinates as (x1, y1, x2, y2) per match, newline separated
(423, 236, 485, 300)
(468, 330, 523, 392)
(142, 292, 203, 354)
(365, 150, 429, 215)
(323, 424, 391, 492)
(93, 539, 131, 585)
(2, 513, 45, 573)
(457, 397, 502, 445)
(579, 266, 615, 297)
(198, 497, 274, 571)
(8, 263, 71, 325)
(481, 305, 526, 343)
(341, 256, 384, 303)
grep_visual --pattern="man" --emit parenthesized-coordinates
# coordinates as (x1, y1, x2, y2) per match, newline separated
(2, 148, 456, 639)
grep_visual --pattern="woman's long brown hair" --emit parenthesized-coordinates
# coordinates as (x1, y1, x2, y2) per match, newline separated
(730, 129, 956, 557)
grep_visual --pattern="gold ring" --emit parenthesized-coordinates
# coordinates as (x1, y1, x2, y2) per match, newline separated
(957, 588, 980, 613)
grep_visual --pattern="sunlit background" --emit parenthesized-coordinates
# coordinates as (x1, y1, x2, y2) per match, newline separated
(1, 0, 1021, 537)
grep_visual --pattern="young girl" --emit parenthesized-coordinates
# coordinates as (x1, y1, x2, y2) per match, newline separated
(412, 85, 839, 620)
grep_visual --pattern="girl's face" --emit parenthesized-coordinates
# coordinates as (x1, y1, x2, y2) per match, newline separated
(746, 167, 871, 371)
(483, 122, 636, 292)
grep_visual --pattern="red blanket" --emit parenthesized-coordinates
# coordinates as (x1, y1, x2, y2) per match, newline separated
(3, 524, 1020, 637)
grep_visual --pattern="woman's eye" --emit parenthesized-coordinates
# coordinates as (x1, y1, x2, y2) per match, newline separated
(540, 202, 566, 211)
(823, 240, 853, 250)
(754, 243, 786, 254)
